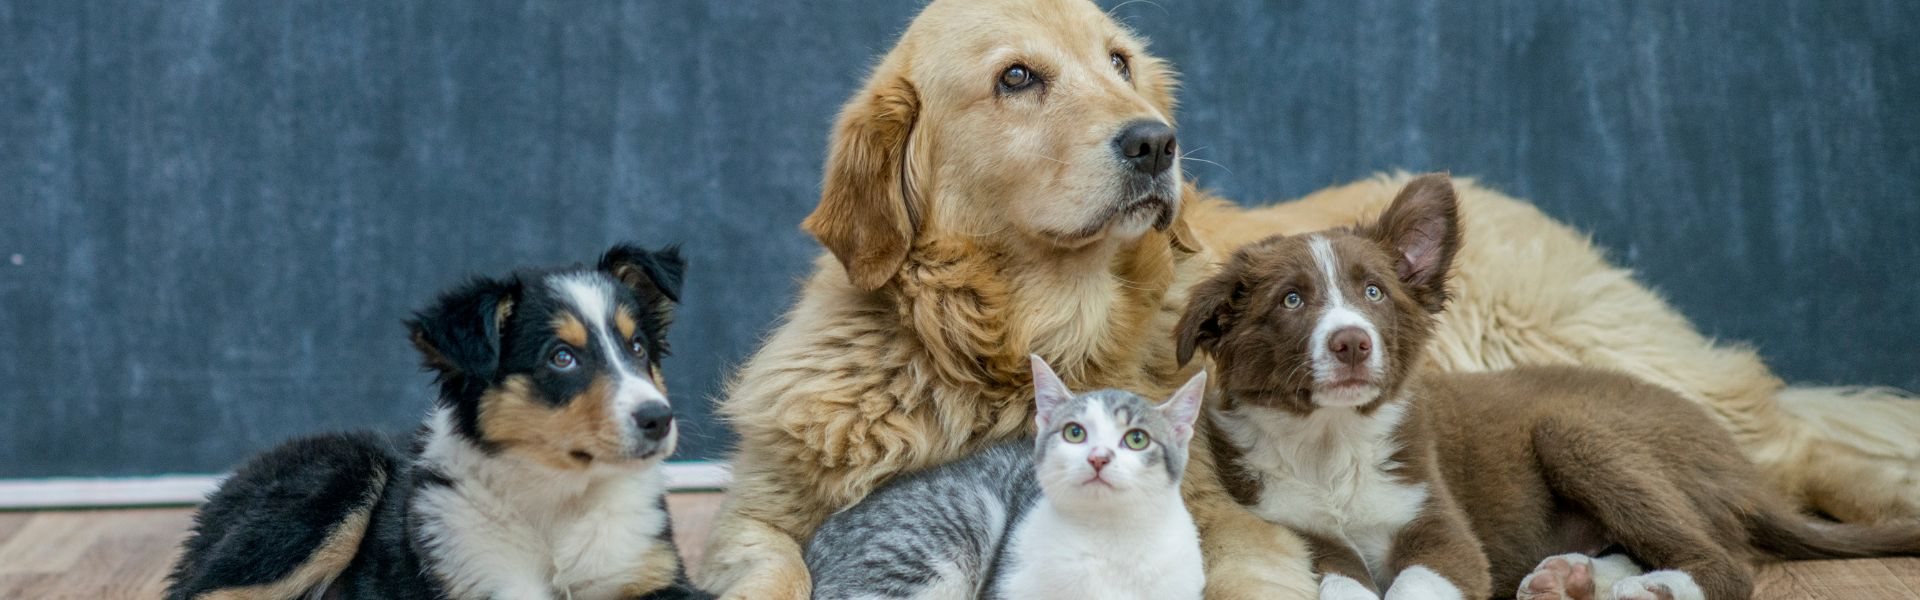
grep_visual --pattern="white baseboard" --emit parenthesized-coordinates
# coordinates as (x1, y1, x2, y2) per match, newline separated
(0, 461, 731, 510)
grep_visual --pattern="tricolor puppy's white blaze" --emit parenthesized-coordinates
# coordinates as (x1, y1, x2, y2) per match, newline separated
(1384, 565, 1462, 600)
(1306, 235, 1386, 408)
(554, 273, 675, 457)
(414, 408, 673, 600)
(1218, 397, 1429, 588)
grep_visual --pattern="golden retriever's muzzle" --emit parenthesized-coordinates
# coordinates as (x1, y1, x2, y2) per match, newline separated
(1109, 119, 1181, 233)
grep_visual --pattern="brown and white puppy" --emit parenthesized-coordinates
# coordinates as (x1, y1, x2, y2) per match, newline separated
(1177, 174, 1920, 600)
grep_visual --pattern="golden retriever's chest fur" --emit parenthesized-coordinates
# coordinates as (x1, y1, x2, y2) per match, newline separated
(718, 236, 1196, 527)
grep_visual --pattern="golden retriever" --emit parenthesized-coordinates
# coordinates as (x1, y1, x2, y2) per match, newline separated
(699, 0, 1920, 598)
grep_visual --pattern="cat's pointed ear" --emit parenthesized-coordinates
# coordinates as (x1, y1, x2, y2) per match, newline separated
(1030, 354, 1073, 429)
(1161, 370, 1208, 444)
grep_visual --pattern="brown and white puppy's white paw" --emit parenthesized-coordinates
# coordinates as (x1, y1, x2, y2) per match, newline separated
(1519, 553, 1646, 600)
(1609, 570, 1704, 600)
(1517, 554, 1594, 600)
(1385, 565, 1463, 600)
(1321, 573, 1382, 600)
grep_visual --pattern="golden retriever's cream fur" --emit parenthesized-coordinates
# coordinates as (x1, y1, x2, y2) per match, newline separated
(697, 0, 1920, 598)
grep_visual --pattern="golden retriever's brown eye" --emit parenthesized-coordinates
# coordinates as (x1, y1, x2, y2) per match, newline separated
(1111, 52, 1130, 81)
(999, 64, 1037, 92)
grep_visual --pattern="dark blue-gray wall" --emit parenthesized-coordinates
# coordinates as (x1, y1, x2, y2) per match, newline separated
(3, 1, 1915, 478)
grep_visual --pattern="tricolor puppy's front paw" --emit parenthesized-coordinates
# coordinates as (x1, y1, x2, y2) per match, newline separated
(1517, 553, 1594, 600)
(1320, 573, 1381, 600)
(1610, 570, 1703, 600)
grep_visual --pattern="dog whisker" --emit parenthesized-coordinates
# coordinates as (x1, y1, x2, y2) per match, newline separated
(1108, 0, 1170, 18)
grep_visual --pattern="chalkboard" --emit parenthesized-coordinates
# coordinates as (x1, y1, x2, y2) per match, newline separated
(3, 1, 1915, 478)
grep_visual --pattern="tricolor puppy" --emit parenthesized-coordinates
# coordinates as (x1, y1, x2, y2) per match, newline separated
(1176, 174, 1920, 600)
(167, 244, 712, 600)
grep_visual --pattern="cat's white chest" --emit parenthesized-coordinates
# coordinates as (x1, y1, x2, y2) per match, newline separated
(413, 462, 672, 599)
(1219, 402, 1428, 583)
(997, 499, 1204, 600)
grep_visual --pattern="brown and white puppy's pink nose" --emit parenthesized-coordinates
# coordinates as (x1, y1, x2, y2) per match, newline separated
(1328, 327, 1372, 366)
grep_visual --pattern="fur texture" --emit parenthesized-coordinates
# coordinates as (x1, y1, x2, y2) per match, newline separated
(168, 245, 710, 600)
(1185, 175, 1920, 600)
(699, 0, 1920, 598)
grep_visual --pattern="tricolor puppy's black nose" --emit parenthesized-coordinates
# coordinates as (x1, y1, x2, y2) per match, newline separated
(1329, 327, 1373, 366)
(1114, 119, 1177, 175)
(632, 402, 674, 442)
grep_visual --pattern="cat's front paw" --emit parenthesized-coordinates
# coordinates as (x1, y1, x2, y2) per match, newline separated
(1320, 573, 1381, 600)
(1609, 570, 1703, 600)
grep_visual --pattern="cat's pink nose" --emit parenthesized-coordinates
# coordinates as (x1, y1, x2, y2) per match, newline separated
(1087, 449, 1112, 472)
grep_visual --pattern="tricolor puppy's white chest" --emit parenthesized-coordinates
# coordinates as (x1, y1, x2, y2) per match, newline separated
(1218, 401, 1428, 585)
(413, 418, 675, 600)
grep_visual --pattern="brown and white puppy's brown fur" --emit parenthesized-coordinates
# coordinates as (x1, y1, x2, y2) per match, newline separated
(1180, 174, 1920, 600)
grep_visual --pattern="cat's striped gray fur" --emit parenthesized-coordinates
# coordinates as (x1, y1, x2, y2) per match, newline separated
(804, 355, 1207, 599)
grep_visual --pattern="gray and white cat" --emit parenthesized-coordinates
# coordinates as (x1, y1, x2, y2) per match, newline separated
(805, 355, 1206, 600)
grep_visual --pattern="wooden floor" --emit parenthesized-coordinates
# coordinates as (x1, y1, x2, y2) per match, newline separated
(2, 494, 1914, 599)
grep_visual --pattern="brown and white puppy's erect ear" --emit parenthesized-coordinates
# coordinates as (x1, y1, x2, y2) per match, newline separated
(1030, 354, 1075, 431)
(1159, 370, 1207, 445)
(1174, 262, 1247, 366)
(1366, 173, 1462, 313)
(804, 70, 921, 291)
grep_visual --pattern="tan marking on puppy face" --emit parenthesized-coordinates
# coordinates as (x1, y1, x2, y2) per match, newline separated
(615, 309, 638, 341)
(553, 313, 589, 349)
(477, 376, 625, 470)
(651, 363, 669, 394)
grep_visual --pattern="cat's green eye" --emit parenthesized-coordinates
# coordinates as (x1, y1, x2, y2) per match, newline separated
(1364, 284, 1384, 302)
(1282, 292, 1303, 309)
(1062, 423, 1087, 443)
(1123, 429, 1151, 450)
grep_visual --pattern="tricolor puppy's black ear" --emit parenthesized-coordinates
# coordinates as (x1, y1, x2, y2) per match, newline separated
(599, 243, 686, 334)
(1367, 173, 1461, 313)
(407, 276, 519, 381)
(1174, 261, 1248, 367)
(600, 243, 685, 302)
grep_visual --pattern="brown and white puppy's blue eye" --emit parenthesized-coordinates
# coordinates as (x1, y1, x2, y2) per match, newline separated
(548, 347, 578, 371)
(1282, 291, 1303, 309)
(1110, 52, 1130, 81)
(1062, 422, 1088, 443)
(1364, 284, 1384, 302)
(999, 64, 1038, 93)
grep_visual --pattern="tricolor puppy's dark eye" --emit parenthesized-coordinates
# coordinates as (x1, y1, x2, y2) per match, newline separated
(999, 64, 1037, 92)
(629, 337, 646, 357)
(1124, 429, 1150, 450)
(549, 347, 578, 371)
(1062, 423, 1087, 443)
(1283, 291, 1303, 309)
(1365, 285, 1384, 302)
(1110, 52, 1130, 81)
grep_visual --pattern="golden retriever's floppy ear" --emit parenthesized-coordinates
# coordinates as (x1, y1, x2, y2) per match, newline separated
(1366, 173, 1461, 313)
(804, 72, 921, 291)
(1174, 262, 1245, 366)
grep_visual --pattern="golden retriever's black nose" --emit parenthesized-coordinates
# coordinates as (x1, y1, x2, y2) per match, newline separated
(1115, 120, 1177, 175)
(633, 402, 674, 441)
